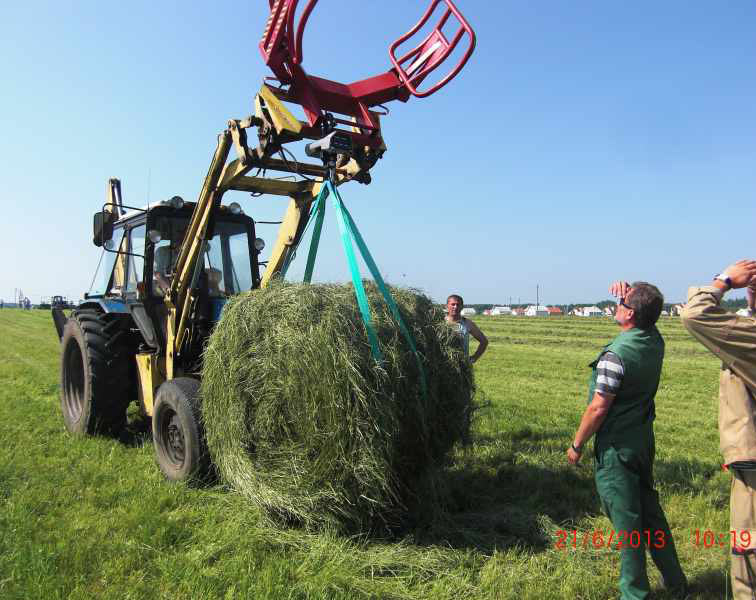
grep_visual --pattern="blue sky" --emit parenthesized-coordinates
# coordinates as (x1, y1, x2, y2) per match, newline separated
(1, 1, 754, 305)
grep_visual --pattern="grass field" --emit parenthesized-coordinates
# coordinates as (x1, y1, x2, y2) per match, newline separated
(0, 309, 733, 599)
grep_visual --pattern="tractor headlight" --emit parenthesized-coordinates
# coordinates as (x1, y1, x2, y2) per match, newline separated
(169, 196, 184, 209)
(148, 229, 162, 243)
(254, 237, 265, 251)
(228, 202, 243, 215)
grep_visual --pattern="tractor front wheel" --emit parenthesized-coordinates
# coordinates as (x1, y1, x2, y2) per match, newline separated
(152, 378, 210, 483)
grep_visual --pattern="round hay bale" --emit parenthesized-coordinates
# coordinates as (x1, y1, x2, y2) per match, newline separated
(201, 281, 475, 532)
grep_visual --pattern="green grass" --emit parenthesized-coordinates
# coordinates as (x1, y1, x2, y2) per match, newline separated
(0, 310, 733, 599)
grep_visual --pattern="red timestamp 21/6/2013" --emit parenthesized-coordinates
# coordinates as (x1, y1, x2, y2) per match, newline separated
(555, 529, 667, 550)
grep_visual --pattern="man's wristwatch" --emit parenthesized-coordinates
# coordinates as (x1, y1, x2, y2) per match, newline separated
(571, 443, 583, 455)
(714, 274, 732, 289)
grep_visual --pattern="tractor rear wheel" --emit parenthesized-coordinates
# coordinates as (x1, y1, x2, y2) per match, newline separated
(152, 378, 210, 483)
(60, 310, 131, 434)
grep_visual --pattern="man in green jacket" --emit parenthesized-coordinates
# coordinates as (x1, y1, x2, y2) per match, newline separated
(567, 281, 687, 600)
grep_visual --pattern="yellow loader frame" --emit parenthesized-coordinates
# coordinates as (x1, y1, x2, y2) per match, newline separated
(136, 85, 386, 410)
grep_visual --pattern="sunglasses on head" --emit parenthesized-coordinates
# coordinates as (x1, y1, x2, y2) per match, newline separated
(619, 298, 633, 310)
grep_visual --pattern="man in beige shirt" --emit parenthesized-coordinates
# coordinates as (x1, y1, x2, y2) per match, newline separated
(681, 259, 756, 599)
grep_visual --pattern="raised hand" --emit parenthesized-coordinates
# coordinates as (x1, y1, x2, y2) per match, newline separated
(609, 281, 631, 299)
(722, 260, 756, 289)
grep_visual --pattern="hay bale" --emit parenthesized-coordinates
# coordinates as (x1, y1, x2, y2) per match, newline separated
(201, 281, 475, 532)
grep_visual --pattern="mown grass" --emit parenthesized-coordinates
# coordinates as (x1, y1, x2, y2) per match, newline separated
(0, 310, 732, 599)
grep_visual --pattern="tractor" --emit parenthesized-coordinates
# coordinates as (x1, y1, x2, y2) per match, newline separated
(53, 0, 476, 482)
(52, 296, 73, 309)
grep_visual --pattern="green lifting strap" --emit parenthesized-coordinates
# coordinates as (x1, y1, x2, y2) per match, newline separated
(327, 182, 428, 396)
(303, 187, 326, 283)
(282, 180, 428, 396)
(279, 188, 325, 280)
(326, 183, 382, 361)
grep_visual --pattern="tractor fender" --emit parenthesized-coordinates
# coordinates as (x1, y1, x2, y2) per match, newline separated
(78, 298, 130, 314)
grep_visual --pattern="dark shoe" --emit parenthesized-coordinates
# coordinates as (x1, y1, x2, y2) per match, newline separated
(660, 577, 689, 599)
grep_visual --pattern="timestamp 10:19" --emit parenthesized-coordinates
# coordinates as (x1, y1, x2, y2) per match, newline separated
(694, 529, 751, 549)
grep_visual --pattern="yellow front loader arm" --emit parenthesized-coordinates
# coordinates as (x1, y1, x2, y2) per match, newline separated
(163, 85, 383, 378)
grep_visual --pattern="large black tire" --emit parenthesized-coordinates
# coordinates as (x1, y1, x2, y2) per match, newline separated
(152, 378, 210, 483)
(60, 310, 132, 435)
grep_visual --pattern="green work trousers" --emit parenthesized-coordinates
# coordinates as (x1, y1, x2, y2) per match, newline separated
(594, 442, 686, 600)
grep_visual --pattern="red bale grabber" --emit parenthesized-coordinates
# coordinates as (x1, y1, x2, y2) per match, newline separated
(234, 1, 476, 282)
(258, 0, 476, 148)
(389, 0, 476, 98)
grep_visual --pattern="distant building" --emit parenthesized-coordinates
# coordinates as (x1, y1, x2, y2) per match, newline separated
(525, 305, 549, 317)
(660, 310, 670, 317)
(492, 306, 512, 315)
(512, 307, 525, 316)
(670, 304, 685, 317)
(547, 306, 563, 316)
(483, 309, 491, 316)
(575, 306, 603, 317)
(461, 307, 477, 317)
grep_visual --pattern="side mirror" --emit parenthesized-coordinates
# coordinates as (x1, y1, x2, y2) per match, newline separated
(93, 211, 115, 247)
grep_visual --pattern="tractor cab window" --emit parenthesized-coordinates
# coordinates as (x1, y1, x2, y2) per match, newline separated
(203, 240, 225, 297)
(90, 226, 126, 297)
(125, 224, 146, 297)
(204, 220, 253, 296)
(151, 217, 189, 297)
(228, 231, 253, 292)
(148, 216, 253, 298)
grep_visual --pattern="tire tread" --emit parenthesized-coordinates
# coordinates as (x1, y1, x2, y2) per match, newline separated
(60, 309, 132, 434)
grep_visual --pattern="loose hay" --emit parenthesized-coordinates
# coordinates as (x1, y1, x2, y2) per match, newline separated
(201, 282, 475, 532)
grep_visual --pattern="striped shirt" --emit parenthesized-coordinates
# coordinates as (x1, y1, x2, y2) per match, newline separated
(595, 351, 624, 395)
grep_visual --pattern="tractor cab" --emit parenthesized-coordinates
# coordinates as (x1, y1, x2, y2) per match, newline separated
(52, 194, 264, 387)
(88, 197, 261, 316)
